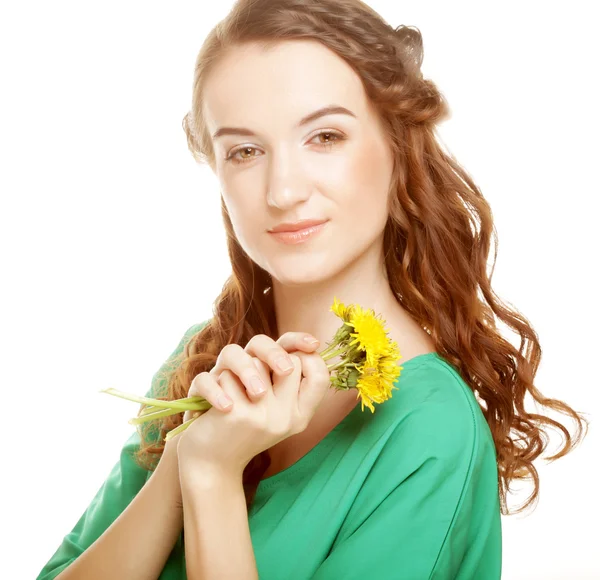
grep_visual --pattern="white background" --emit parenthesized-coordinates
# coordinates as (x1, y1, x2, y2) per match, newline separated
(1, 1, 598, 578)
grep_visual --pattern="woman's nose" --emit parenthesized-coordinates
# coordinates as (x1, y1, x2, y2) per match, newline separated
(266, 160, 311, 210)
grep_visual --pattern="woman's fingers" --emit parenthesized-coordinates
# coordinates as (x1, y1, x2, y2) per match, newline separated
(292, 350, 332, 416)
(210, 343, 274, 402)
(186, 371, 235, 417)
(207, 333, 321, 406)
(247, 331, 320, 376)
(187, 333, 321, 415)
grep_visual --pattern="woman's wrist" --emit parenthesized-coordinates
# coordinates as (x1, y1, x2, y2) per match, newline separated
(154, 440, 183, 510)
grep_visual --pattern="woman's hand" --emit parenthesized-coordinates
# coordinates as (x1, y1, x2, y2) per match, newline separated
(175, 333, 331, 480)
(182, 332, 321, 420)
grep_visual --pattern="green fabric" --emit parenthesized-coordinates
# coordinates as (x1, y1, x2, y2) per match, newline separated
(38, 330, 502, 580)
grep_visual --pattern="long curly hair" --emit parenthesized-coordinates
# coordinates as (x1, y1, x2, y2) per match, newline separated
(133, 0, 588, 515)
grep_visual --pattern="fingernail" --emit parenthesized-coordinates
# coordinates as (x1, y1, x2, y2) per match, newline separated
(218, 394, 232, 409)
(303, 336, 319, 346)
(251, 376, 266, 395)
(276, 356, 294, 372)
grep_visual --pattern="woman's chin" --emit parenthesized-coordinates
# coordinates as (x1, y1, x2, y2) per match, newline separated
(270, 268, 331, 288)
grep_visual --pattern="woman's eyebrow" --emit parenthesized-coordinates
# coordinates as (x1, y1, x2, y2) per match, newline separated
(212, 104, 356, 140)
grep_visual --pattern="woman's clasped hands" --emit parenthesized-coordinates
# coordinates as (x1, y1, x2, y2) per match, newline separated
(174, 332, 331, 482)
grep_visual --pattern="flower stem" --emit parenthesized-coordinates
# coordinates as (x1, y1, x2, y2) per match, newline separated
(327, 359, 353, 373)
(164, 417, 197, 442)
(318, 344, 334, 356)
(130, 408, 179, 425)
(319, 342, 342, 357)
(139, 395, 208, 416)
(100, 388, 205, 411)
(129, 405, 208, 425)
(320, 346, 347, 362)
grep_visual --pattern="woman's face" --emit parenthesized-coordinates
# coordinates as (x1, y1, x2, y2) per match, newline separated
(202, 39, 395, 287)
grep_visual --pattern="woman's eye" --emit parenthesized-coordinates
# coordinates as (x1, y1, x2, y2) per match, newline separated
(226, 146, 257, 164)
(225, 130, 345, 165)
(313, 130, 345, 150)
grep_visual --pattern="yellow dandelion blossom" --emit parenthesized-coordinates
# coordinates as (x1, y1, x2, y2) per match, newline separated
(350, 317, 403, 412)
(330, 296, 353, 322)
(354, 363, 400, 413)
(347, 304, 393, 365)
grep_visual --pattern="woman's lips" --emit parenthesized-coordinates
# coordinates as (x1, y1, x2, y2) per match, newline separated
(268, 221, 328, 245)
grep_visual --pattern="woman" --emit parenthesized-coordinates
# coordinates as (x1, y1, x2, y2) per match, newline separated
(38, 1, 588, 579)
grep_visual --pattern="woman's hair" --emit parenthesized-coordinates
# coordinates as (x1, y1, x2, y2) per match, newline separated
(134, 0, 588, 515)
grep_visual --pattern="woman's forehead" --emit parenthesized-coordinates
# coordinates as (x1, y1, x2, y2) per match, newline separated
(202, 41, 367, 134)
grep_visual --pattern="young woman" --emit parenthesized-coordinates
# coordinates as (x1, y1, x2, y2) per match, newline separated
(38, 1, 588, 578)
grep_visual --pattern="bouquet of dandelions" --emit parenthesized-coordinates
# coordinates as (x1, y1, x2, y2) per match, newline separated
(101, 297, 403, 442)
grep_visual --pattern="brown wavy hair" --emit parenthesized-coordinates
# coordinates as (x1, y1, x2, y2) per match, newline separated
(133, 0, 589, 515)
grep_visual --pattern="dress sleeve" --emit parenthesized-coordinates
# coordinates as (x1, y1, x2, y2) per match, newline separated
(36, 321, 209, 580)
(311, 391, 502, 580)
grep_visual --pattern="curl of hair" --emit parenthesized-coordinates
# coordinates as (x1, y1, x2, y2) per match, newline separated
(139, 0, 589, 515)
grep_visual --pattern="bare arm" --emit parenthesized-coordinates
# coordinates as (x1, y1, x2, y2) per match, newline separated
(181, 467, 258, 580)
(55, 443, 183, 580)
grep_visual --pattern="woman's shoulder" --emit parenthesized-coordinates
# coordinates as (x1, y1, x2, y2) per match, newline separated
(329, 353, 501, 580)
(351, 352, 499, 521)
(396, 352, 484, 418)
(384, 352, 496, 463)
(181, 319, 210, 342)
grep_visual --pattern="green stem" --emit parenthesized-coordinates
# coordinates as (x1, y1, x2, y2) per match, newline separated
(164, 417, 197, 442)
(318, 343, 335, 357)
(319, 341, 344, 357)
(129, 404, 210, 425)
(139, 395, 209, 416)
(100, 388, 204, 411)
(327, 359, 353, 373)
(321, 346, 348, 362)
(130, 408, 179, 425)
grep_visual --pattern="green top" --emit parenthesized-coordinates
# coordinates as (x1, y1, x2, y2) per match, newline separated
(38, 322, 502, 580)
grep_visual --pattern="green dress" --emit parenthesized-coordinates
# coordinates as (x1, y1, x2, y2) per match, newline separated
(38, 322, 502, 579)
